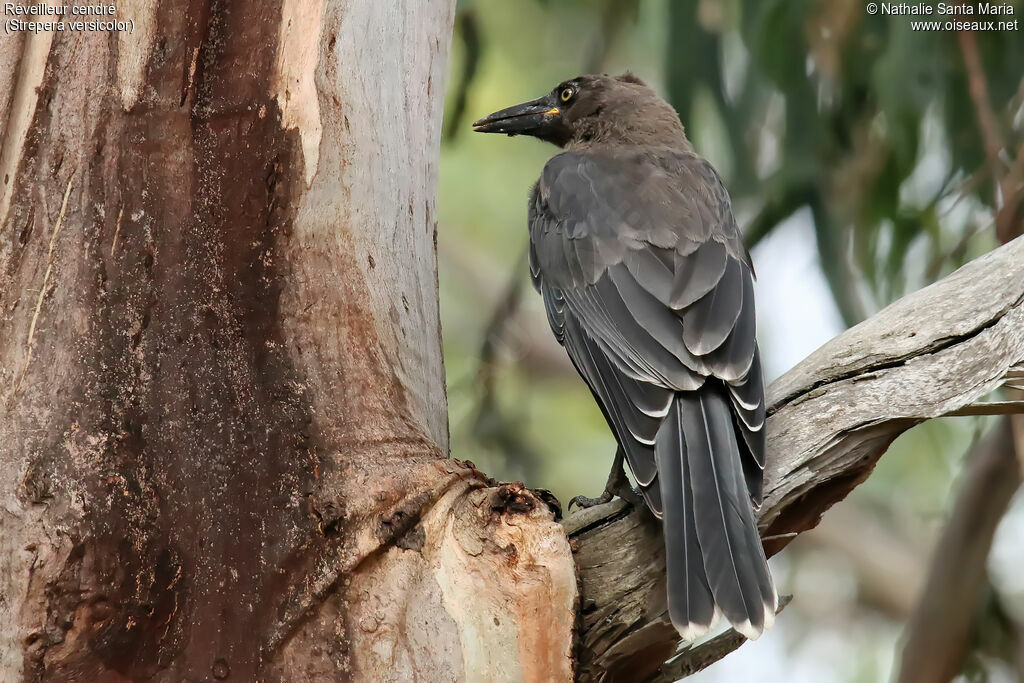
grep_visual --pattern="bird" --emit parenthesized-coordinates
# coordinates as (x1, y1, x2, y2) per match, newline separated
(472, 73, 777, 641)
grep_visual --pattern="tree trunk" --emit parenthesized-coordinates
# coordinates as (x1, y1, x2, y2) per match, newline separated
(0, 3, 575, 681)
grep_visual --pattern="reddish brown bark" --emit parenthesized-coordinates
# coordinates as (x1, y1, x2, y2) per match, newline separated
(0, 2, 576, 681)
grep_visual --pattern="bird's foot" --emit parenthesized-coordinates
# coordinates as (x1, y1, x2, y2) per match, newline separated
(567, 480, 642, 510)
(568, 490, 614, 510)
(568, 448, 643, 511)
(616, 483, 643, 508)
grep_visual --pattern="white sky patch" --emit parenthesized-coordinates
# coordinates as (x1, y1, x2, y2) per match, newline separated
(988, 490, 1024, 622)
(751, 210, 846, 382)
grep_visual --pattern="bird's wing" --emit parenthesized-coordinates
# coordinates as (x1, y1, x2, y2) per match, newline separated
(528, 150, 766, 504)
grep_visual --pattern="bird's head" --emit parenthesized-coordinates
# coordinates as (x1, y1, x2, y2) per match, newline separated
(473, 72, 686, 148)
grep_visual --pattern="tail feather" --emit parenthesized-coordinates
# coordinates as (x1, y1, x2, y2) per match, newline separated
(729, 431, 779, 626)
(655, 400, 714, 639)
(660, 388, 777, 641)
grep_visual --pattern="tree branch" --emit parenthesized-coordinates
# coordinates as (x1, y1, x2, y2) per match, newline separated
(957, 29, 1005, 190)
(646, 596, 794, 682)
(443, 9, 483, 143)
(582, 0, 639, 74)
(896, 419, 1021, 683)
(569, 236, 1024, 681)
(896, 84, 1024, 676)
(957, 29, 1023, 245)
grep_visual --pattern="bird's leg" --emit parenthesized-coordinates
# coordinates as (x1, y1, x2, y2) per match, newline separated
(569, 447, 641, 510)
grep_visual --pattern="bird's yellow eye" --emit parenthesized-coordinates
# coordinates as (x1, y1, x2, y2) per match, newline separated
(560, 87, 574, 103)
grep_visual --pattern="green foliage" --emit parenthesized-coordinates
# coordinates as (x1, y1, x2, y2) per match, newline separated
(663, 0, 1022, 322)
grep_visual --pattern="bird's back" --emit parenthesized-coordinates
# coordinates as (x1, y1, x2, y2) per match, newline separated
(473, 70, 776, 641)
(528, 145, 776, 640)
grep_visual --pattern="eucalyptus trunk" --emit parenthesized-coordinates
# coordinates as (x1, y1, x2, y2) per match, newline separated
(0, 3, 575, 680)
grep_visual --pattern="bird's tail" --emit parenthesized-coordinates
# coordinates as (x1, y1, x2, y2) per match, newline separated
(655, 387, 777, 641)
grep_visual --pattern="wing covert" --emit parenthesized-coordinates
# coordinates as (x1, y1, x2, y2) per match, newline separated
(527, 150, 766, 496)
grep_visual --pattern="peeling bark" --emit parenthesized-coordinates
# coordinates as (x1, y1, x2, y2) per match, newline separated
(0, 2, 575, 681)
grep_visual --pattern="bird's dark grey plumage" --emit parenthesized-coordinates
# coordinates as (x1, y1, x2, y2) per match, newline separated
(474, 73, 776, 640)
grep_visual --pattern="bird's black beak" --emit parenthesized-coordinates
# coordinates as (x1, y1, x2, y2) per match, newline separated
(472, 95, 561, 137)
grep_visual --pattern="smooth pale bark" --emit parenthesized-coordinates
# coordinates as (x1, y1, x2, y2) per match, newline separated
(0, 3, 574, 681)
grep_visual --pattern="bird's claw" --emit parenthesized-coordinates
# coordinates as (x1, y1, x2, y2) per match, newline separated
(568, 491, 614, 510)
(568, 483, 642, 511)
(569, 448, 643, 511)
